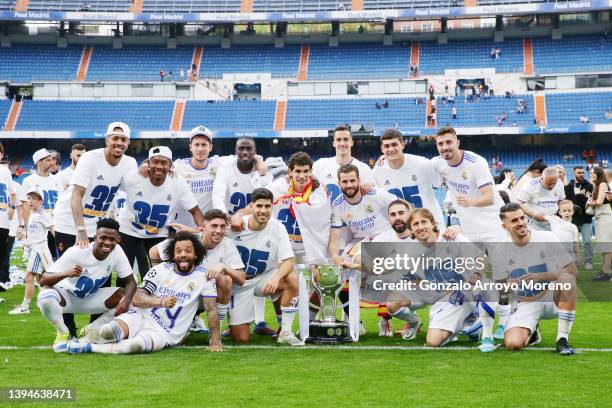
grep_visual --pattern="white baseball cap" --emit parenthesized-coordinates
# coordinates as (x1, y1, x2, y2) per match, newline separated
(189, 126, 213, 142)
(149, 146, 173, 162)
(106, 122, 131, 139)
(26, 187, 44, 200)
(32, 148, 52, 164)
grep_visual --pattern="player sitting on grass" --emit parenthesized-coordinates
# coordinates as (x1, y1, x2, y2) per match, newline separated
(69, 232, 222, 354)
(36, 218, 136, 353)
(498, 203, 577, 355)
(9, 188, 54, 315)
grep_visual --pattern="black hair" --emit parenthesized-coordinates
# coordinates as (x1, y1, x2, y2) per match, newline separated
(499, 202, 522, 220)
(251, 188, 274, 203)
(203, 209, 229, 223)
(96, 218, 120, 232)
(164, 232, 207, 267)
(337, 163, 360, 180)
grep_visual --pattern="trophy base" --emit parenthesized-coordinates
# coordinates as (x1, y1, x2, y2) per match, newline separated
(306, 321, 352, 345)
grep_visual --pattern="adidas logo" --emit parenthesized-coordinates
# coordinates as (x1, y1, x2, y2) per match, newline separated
(166, 194, 172, 201)
(136, 191, 143, 197)
(233, 182, 238, 187)
(326, 173, 332, 178)
(266, 241, 271, 248)
(96, 175, 105, 181)
(384, 180, 391, 186)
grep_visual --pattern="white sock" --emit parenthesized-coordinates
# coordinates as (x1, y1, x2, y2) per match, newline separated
(281, 298, 299, 333)
(392, 307, 419, 326)
(91, 336, 149, 354)
(254, 296, 266, 324)
(497, 303, 510, 327)
(478, 302, 495, 339)
(22, 297, 31, 309)
(97, 321, 126, 343)
(37, 290, 68, 333)
(557, 309, 575, 341)
(217, 303, 229, 326)
(87, 309, 116, 332)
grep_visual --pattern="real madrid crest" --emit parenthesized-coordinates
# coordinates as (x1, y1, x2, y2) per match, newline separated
(366, 205, 374, 213)
(346, 212, 353, 220)
(167, 194, 173, 201)
(412, 174, 418, 182)
(461, 171, 468, 180)
(188, 282, 195, 291)
(163, 279, 171, 286)
(211, 167, 217, 176)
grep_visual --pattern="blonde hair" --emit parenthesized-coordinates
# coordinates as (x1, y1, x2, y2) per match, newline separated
(407, 208, 439, 234)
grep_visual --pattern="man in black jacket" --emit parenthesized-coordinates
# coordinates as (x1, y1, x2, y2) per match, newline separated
(566, 166, 594, 270)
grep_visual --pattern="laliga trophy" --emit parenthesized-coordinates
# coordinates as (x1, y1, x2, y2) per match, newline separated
(307, 264, 352, 344)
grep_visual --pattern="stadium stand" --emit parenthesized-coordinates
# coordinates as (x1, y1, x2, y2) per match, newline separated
(254, 0, 350, 12)
(532, 35, 612, 74)
(436, 95, 535, 127)
(0, 45, 82, 83)
(418, 39, 523, 74)
(15, 100, 175, 132)
(200, 46, 301, 79)
(86, 46, 195, 82)
(27, 0, 131, 12)
(546, 92, 612, 126)
(284, 98, 425, 129)
(182, 100, 277, 131)
(0, 100, 12, 131)
(0, 1, 16, 11)
(142, 0, 242, 13)
(307, 43, 411, 80)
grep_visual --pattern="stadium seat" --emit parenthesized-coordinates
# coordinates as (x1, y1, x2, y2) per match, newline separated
(0, 99, 12, 130)
(253, 0, 350, 12)
(532, 35, 612, 74)
(182, 100, 277, 131)
(0, 45, 82, 83)
(27, 0, 131, 12)
(546, 92, 612, 126)
(200, 46, 301, 79)
(142, 0, 242, 13)
(436, 95, 534, 127)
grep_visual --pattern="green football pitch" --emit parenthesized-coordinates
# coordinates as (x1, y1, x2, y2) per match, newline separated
(1, 252, 611, 407)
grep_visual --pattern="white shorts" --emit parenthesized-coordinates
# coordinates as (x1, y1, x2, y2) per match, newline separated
(428, 297, 475, 335)
(229, 271, 281, 326)
(115, 309, 173, 352)
(54, 286, 120, 315)
(27, 245, 53, 275)
(505, 290, 558, 333)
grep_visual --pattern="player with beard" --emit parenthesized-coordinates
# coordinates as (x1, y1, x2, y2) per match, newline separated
(431, 126, 507, 349)
(313, 125, 373, 202)
(328, 164, 397, 336)
(117, 146, 204, 280)
(55, 144, 86, 192)
(498, 203, 577, 355)
(36, 218, 136, 353)
(68, 232, 222, 354)
(150, 209, 246, 333)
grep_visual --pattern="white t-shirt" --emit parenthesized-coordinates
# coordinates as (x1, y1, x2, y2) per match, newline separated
(173, 156, 223, 227)
(517, 178, 566, 216)
(331, 188, 396, 241)
(117, 171, 198, 239)
(373, 153, 444, 229)
(371, 228, 414, 243)
(0, 166, 16, 230)
(156, 234, 244, 272)
(431, 150, 504, 237)
(8, 181, 20, 236)
(229, 215, 294, 281)
(49, 242, 132, 298)
(27, 209, 52, 245)
(53, 149, 138, 237)
(140, 262, 217, 345)
(312, 156, 373, 203)
(211, 160, 273, 214)
(55, 166, 75, 192)
(497, 230, 574, 299)
(19, 172, 61, 215)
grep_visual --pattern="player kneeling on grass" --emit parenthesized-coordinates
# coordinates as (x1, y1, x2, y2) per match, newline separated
(36, 218, 136, 353)
(499, 203, 577, 355)
(9, 188, 54, 315)
(69, 232, 222, 354)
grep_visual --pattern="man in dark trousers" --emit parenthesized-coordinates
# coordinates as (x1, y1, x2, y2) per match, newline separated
(566, 166, 594, 271)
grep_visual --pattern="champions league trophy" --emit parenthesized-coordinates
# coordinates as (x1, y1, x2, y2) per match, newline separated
(306, 264, 352, 344)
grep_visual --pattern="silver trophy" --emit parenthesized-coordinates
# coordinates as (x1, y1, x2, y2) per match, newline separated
(307, 264, 351, 344)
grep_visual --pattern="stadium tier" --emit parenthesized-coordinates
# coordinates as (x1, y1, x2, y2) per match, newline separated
(200, 46, 301, 79)
(253, 0, 350, 11)
(418, 39, 524, 74)
(284, 98, 425, 129)
(0, 45, 82, 83)
(532, 35, 612, 74)
(307, 43, 411, 80)
(26, 0, 131, 12)
(143, 0, 242, 13)
(86, 46, 195, 82)
(15, 100, 175, 132)
(0, 1, 15, 11)
(0, 99, 12, 130)
(546, 92, 612, 126)
(436, 95, 534, 127)
(182, 100, 277, 130)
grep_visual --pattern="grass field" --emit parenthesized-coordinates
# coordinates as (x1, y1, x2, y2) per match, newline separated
(1, 250, 611, 407)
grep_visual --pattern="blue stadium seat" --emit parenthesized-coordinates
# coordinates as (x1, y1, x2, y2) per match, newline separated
(27, 0, 131, 12)
(0, 45, 82, 83)
(143, 0, 242, 12)
(87, 46, 195, 82)
(0, 99, 12, 131)
(200, 46, 301, 79)
(254, 0, 350, 11)
(182, 100, 277, 131)
(15, 100, 174, 133)
(546, 92, 612, 126)
(436, 95, 534, 127)
(532, 35, 612, 74)
(419, 39, 523, 74)
(308, 43, 410, 80)
(285, 98, 425, 129)
(0, 1, 16, 11)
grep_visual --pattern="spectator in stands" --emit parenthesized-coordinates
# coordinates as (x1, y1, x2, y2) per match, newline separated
(496, 168, 516, 194)
(428, 84, 434, 97)
(375, 102, 381, 110)
(160, 69, 165, 82)
(490, 47, 496, 59)
(580, 115, 589, 124)
(413, 65, 418, 76)
(475, 86, 481, 101)
(517, 99, 525, 114)
(494, 47, 501, 60)
(586, 166, 612, 280)
(505, 90, 512, 98)
(447, 94, 454, 104)
(564, 166, 594, 269)
(496, 159, 503, 172)
(180, 69, 185, 80)
(382, 100, 389, 109)
(604, 111, 612, 120)
(452, 106, 457, 120)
